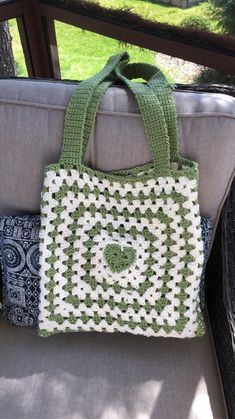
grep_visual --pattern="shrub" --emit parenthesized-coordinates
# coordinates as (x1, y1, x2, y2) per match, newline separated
(181, 16, 211, 31)
(209, 0, 235, 35)
(195, 68, 235, 86)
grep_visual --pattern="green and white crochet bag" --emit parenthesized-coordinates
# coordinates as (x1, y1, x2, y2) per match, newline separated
(38, 52, 204, 338)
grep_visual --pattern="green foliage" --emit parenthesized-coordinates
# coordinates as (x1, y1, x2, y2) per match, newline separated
(195, 68, 235, 85)
(8, 19, 27, 76)
(209, 0, 235, 34)
(96, 0, 210, 26)
(181, 15, 211, 31)
(193, 1, 235, 85)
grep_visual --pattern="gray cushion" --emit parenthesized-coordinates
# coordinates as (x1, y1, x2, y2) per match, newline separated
(0, 79, 233, 418)
(0, 317, 226, 419)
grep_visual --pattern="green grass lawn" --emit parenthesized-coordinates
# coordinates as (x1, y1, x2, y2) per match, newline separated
(93, 0, 211, 26)
(9, 0, 215, 81)
(54, 24, 161, 80)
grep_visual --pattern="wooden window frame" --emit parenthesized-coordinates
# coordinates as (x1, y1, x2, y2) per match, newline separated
(0, 0, 234, 79)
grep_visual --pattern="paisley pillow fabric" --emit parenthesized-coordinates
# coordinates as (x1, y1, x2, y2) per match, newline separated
(200, 218, 212, 310)
(0, 215, 40, 326)
(201, 218, 212, 264)
(0, 268, 3, 310)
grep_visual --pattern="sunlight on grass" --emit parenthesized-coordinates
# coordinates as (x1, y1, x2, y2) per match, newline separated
(8, 19, 28, 77)
(55, 22, 164, 80)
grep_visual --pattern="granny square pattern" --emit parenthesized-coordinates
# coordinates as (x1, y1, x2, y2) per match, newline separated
(0, 216, 212, 326)
(0, 216, 212, 328)
(0, 215, 40, 326)
(39, 169, 204, 338)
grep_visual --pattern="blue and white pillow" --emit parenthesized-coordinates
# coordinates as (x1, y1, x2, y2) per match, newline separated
(201, 218, 212, 263)
(0, 215, 40, 326)
(0, 215, 212, 327)
(200, 217, 212, 311)
(0, 268, 2, 310)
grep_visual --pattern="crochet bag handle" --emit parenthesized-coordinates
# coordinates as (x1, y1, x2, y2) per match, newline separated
(80, 61, 178, 166)
(113, 64, 171, 170)
(120, 63, 179, 161)
(77, 73, 171, 171)
(60, 52, 129, 165)
(80, 71, 172, 170)
(60, 53, 171, 171)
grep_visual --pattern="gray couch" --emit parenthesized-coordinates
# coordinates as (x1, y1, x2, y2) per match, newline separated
(0, 79, 235, 419)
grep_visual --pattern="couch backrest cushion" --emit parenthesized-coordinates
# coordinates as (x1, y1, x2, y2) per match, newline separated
(0, 80, 234, 231)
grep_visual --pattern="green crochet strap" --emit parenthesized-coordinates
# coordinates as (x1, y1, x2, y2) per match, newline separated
(114, 64, 171, 170)
(81, 80, 113, 162)
(60, 52, 129, 165)
(121, 63, 179, 161)
(81, 62, 174, 167)
(73, 74, 170, 170)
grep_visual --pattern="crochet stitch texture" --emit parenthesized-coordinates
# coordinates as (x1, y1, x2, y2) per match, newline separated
(38, 53, 204, 338)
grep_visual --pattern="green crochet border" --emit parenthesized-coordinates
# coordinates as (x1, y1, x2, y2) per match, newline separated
(43, 155, 199, 185)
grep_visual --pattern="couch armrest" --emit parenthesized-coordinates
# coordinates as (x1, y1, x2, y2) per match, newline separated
(206, 177, 235, 419)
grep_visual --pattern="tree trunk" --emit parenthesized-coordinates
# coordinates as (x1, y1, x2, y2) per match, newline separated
(0, 21, 15, 77)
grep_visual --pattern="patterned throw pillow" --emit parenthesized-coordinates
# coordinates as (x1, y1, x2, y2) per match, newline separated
(200, 218, 212, 310)
(201, 218, 212, 264)
(0, 268, 2, 310)
(0, 215, 212, 328)
(0, 215, 40, 326)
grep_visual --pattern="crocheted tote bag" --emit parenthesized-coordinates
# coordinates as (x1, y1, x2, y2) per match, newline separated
(39, 53, 204, 338)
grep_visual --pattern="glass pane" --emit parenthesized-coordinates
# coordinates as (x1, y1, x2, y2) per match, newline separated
(55, 21, 174, 82)
(8, 18, 28, 77)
